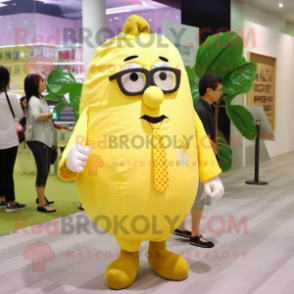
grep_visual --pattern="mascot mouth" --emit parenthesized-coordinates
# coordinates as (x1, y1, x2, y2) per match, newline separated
(140, 115, 168, 123)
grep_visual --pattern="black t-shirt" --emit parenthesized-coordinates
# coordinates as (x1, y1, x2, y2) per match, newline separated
(194, 98, 216, 142)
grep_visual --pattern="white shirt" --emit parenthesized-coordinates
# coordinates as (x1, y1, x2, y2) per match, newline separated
(26, 96, 54, 147)
(0, 92, 23, 149)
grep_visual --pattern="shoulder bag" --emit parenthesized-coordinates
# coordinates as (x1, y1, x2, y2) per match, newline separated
(5, 92, 24, 142)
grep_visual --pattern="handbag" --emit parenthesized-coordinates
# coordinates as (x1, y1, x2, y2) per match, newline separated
(51, 146, 57, 165)
(5, 92, 24, 142)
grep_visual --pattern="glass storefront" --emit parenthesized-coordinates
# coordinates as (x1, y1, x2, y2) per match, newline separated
(0, 0, 180, 97)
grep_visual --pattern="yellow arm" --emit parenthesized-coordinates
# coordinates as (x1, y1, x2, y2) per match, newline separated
(58, 107, 89, 181)
(195, 111, 222, 183)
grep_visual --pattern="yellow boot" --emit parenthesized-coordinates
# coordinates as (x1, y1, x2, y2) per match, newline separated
(148, 241, 189, 280)
(105, 250, 139, 289)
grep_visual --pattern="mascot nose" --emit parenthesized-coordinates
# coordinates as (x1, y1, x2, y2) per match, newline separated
(143, 86, 164, 109)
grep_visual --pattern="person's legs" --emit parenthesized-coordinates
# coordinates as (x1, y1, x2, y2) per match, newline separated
(189, 181, 214, 247)
(0, 146, 18, 205)
(0, 146, 26, 212)
(175, 180, 214, 247)
(191, 207, 203, 236)
(36, 144, 52, 206)
(27, 142, 55, 212)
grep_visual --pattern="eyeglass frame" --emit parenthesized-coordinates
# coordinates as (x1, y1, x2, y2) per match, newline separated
(109, 67, 181, 96)
(214, 88, 223, 94)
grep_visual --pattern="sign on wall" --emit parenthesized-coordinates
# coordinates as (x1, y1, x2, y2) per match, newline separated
(247, 53, 276, 132)
(163, 20, 199, 68)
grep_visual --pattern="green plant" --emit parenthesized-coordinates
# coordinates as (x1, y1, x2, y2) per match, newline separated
(187, 31, 258, 172)
(44, 68, 83, 122)
(217, 131, 233, 173)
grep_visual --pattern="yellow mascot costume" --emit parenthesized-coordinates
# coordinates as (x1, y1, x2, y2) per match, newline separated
(59, 15, 222, 289)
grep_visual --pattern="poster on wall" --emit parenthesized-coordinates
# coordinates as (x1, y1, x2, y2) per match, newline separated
(163, 20, 199, 68)
(247, 53, 276, 132)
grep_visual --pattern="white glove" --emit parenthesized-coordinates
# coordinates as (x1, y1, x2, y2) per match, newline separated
(66, 145, 92, 173)
(204, 176, 224, 200)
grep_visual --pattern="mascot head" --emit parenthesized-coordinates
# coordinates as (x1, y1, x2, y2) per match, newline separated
(80, 15, 192, 126)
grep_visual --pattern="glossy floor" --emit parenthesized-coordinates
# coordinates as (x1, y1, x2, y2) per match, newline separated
(1, 151, 294, 294)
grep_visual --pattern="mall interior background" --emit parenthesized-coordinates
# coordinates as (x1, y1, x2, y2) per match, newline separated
(0, 0, 294, 172)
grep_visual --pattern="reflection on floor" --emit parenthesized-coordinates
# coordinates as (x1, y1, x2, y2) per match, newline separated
(1, 151, 294, 294)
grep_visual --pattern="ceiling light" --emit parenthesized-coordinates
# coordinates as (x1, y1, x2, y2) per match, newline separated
(0, 0, 12, 2)
(114, 17, 119, 20)
(279, 3, 283, 7)
(106, 9, 131, 15)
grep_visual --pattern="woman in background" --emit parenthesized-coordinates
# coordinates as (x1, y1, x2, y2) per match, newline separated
(0, 66, 26, 212)
(25, 74, 56, 213)
(19, 96, 27, 143)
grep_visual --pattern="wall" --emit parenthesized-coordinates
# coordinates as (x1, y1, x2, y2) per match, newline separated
(230, 0, 294, 169)
(244, 20, 294, 159)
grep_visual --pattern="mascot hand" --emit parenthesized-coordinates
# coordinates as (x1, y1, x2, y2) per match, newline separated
(66, 145, 92, 173)
(204, 176, 224, 200)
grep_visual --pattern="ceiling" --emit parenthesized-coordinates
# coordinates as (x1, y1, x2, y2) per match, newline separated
(0, 0, 293, 24)
(239, 0, 294, 24)
(0, 0, 171, 19)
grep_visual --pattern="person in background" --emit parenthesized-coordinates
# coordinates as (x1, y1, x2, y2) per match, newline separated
(174, 73, 224, 248)
(25, 74, 56, 213)
(20, 96, 27, 115)
(19, 97, 27, 143)
(0, 66, 26, 212)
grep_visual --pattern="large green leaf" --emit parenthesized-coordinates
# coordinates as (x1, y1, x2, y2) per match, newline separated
(47, 68, 76, 96)
(53, 101, 71, 118)
(46, 68, 82, 122)
(223, 58, 257, 96)
(47, 67, 76, 85)
(186, 66, 200, 104)
(226, 105, 257, 140)
(43, 93, 64, 102)
(218, 131, 232, 173)
(47, 83, 73, 96)
(196, 31, 244, 78)
(186, 66, 196, 84)
(69, 83, 83, 121)
(190, 82, 200, 104)
(222, 94, 236, 105)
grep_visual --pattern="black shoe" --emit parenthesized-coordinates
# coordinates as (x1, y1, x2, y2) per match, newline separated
(6, 202, 26, 212)
(36, 197, 54, 205)
(173, 229, 192, 238)
(190, 234, 214, 248)
(0, 201, 7, 209)
(78, 203, 84, 211)
(37, 204, 56, 213)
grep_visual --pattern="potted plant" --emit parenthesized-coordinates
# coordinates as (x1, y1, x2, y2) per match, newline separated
(187, 31, 258, 172)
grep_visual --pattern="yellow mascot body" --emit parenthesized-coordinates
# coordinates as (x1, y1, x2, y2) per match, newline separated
(59, 16, 221, 289)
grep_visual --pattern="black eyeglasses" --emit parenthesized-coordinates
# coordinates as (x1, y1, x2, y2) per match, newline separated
(109, 67, 181, 96)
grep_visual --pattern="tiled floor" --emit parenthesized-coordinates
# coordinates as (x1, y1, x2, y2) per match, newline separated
(1, 151, 294, 293)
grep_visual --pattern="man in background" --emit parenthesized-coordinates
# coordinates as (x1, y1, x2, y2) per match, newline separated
(174, 72, 224, 248)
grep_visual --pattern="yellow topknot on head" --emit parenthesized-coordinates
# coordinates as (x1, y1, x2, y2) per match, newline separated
(123, 15, 150, 36)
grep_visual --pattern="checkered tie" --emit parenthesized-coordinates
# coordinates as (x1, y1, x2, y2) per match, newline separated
(152, 126, 169, 192)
